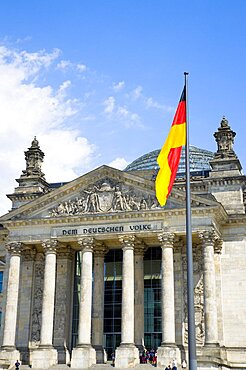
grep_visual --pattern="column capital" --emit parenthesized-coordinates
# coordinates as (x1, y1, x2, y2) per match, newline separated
(22, 247, 37, 261)
(42, 239, 58, 254)
(35, 251, 44, 262)
(57, 246, 74, 259)
(119, 234, 136, 250)
(158, 231, 175, 248)
(198, 229, 217, 246)
(214, 237, 223, 254)
(77, 237, 94, 252)
(134, 240, 146, 256)
(6, 242, 22, 256)
(94, 241, 108, 257)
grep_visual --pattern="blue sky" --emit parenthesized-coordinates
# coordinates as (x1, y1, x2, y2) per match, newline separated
(0, 0, 246, 213)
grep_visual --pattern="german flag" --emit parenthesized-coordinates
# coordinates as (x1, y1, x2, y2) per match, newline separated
(155, 87, 186, 206)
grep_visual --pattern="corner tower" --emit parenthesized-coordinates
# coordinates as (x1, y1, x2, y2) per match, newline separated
(208, 117, 245, 214)
(210, 116, 242, 176)
(7, 137, 49, 210)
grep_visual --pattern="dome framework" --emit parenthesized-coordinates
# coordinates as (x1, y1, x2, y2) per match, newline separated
(125, 145, 214, 177)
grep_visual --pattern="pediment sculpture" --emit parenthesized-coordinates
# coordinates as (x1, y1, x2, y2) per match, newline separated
(49, 181, 161, 217)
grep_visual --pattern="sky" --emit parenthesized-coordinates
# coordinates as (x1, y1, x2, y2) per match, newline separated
(0, 0, 246, 214)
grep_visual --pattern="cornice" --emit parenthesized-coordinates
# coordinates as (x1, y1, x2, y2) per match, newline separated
(205, 176, 246, 186)
(7, 193, 46, 201)
(1, 204, 228, 230)
(176, 175, 246, 188)
(227, 214, 246, 224)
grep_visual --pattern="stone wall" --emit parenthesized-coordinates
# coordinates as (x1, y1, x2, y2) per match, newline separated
(221, 238, 246, 346)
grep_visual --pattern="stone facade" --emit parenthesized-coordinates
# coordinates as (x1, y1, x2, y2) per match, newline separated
(0, 118, 245, 370)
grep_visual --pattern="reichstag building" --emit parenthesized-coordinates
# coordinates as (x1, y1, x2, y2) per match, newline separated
(0, 117, 245, 370)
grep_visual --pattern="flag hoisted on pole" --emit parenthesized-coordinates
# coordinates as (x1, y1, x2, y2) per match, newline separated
(155, 87, 186, 206)
(155, 73, 197, 370)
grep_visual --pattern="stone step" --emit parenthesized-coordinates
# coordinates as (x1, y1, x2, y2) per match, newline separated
(15, 363, 161, 370)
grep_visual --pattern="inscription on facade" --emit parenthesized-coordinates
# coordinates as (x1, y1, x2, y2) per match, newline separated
(52, 221, 163, 237)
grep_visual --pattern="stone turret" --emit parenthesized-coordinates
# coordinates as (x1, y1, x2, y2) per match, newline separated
(21, 136, 45, 179)
(209, 116, 242, 176)
(208, 117, 245, 214)
(7, 137, 49, 210)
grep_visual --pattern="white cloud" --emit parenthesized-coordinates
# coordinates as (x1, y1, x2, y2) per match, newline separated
(0, 46, 60, 79)
(41, 131, 95, 181)
(145, 97, 174, 112)
(103, 96, 115, 114)
(117, 106, 141, 126)
(0, 45, 95, 215)
(117, 106, 129, 118)
(57, 60, 71, 70)
(113, 81, 125, 91)
(108, 157, 129, 170)
(103, 97, 142, 128)
(77, 63, 87, 72)
(131, 85, 143, 100)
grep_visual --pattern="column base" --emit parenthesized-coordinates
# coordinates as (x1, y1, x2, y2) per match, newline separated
(202, 343, 221, 359)
(157, 344, 181, 368)
(71, 345, 96, 368)
(31, 346, 58, 369)
(0, 347, 20, 369)
(55, 346, 71, 364)
(93, 345, 107, 364)
(196, 342, 222, 369)
(135, 344, 145, 354)
(115, 344, 139, 368)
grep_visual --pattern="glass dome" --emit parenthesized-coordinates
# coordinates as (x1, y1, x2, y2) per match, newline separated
(124, 146, 214, 177)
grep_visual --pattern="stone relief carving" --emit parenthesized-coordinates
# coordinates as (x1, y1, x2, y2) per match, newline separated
(182, 247, 204, 345)
(49, 180, 160, 216)
(30, 253, 44, 346)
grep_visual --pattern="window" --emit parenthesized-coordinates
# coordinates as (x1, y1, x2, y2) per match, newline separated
(0, 272, 3, 293)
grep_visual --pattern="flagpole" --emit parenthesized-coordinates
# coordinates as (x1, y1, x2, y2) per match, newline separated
(184, 72, 197, 370)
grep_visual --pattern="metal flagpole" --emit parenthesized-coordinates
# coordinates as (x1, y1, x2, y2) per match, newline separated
(184, 72, 197, 370)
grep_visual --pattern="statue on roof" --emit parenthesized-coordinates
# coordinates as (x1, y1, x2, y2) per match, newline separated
(21, 137, 45, 179)
(213, 116, 237, 159)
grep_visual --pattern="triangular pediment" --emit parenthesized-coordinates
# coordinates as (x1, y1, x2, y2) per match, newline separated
(0, 165, 221, 222)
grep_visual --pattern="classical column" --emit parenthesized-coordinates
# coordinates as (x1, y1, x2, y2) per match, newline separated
(32, 239, 58, 369)
(214, 238, 224, 345)
(157, 232, 180, 367)
(198, 230, 219, 345)
(160, 232, 176, 344)
(1, 242, 22, 362)
(134, 242, 145, 351)
(71, 237, 96, 368)
(16, 248, 36, 360)
(53, 247, 74, 364)
(115, 235, 139, 368)
(40, 240, 58, 346)
(92, 243, 107, 363)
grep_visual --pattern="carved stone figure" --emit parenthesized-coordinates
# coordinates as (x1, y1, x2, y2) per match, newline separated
(49, 180, 161, 216)
(84, 186, 101, 212)
(182, 248, 204, 345)
(30, 253, 44, 346)
(112, 185, 127, 211)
